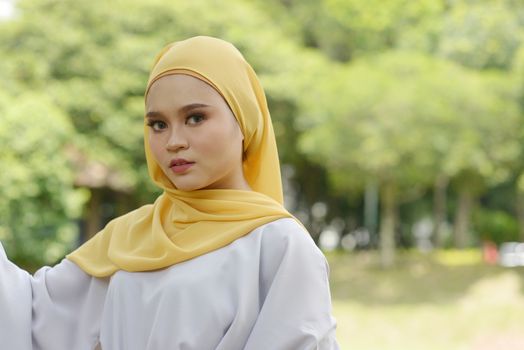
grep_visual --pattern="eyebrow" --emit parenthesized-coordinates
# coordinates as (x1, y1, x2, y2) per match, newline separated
(145, 103, 211, 119)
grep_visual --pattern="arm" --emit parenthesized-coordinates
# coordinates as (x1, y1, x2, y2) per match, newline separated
(0, 242, 108, 350)
(0, 242, 32, 349)
(244, 219, 340, 350)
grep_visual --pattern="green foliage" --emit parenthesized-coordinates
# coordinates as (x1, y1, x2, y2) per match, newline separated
(256, 0, 445, 61)
(0, 91, 86, 267)
(473, 208, 519, 244)
(437, 1, 524, 70)
(2, 0, 524, 267)
(299, 51, 519, 193)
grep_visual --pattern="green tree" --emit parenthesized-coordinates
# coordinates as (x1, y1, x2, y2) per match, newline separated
(255, 0, 445, 61)
(437, 1, 523, 70)
(299, 52, 441, 265)
(299, 51, 521, 263)
(0, 91, 86, 268)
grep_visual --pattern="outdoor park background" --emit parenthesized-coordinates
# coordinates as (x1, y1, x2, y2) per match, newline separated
(1, 0, 524, 349)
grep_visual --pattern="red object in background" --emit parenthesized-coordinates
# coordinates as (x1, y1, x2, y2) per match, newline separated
(482, 241, 499, 265)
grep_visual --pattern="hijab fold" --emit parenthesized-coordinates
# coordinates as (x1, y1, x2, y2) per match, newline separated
(67, 36, 293, 277)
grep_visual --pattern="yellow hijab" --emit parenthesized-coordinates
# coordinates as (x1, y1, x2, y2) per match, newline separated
(67, 36, 293, 277)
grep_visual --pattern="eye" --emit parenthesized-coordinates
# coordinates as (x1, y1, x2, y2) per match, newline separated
(146, 120, 168, 132)
(186, 113, 205, 125)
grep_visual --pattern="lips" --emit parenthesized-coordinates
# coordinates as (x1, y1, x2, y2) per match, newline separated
(169, 158, 195, 174)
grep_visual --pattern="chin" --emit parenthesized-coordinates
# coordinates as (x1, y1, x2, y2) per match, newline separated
(173, 184, 201, 192)
(171, 179, 208, 192)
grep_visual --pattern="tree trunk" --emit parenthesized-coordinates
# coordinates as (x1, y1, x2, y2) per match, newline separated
(379, 182, 396, 267)
(516, 190, 524, 242)
(85, 188, 103, 241)
(114, 191, 134, 217)
(453, 188, 473, 248)
(364, 180, 379, 241)
(433, 174, 449, 247)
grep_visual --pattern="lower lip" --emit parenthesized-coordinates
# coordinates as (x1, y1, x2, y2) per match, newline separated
(170, 163, 194, 174)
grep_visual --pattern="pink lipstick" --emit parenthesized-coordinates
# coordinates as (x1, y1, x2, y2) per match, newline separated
(170, 158, 195, 174)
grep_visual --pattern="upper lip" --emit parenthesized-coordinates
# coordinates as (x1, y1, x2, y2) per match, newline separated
(170, 158, 194, 167)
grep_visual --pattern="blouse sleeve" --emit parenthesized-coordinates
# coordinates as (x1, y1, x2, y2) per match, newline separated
(0, 242, 108, 350)
(243, 219, 340, 350)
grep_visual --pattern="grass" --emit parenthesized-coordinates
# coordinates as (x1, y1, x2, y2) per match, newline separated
(327, 250, 524, 350)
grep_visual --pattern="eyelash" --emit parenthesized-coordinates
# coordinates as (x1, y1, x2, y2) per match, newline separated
(186, 113, 205, 125)
(146, 120, 167, 132)
(146, 114, 206, 132)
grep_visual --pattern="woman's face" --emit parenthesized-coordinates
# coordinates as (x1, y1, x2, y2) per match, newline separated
(145, 74, 249, 191)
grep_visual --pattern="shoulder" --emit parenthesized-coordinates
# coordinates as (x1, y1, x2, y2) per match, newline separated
(256, 217, 328, 269)
(252, 218, 331, 298)
(257, 217, 315, 247)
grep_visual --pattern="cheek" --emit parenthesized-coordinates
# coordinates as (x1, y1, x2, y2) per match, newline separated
(197, 128, 240, 164)
(197, 138, 224, 159)
(148, 135, 165, 159)
(219, 128, 243, 161)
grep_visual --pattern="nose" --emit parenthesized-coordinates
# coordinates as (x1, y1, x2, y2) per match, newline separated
(165, 128, 188, 151)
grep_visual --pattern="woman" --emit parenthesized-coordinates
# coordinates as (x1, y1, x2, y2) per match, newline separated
(0, 36, 339, 350)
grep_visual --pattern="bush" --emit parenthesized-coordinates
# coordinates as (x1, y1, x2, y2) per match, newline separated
(472, 208, 519, 245)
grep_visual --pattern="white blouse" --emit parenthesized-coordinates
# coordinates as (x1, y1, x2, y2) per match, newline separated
(0, 218, 339, 350)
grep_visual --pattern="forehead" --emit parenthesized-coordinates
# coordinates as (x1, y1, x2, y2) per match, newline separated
(145, 74, 223, 111)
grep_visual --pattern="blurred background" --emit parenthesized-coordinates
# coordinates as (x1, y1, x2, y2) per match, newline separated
(1, 0, 524, 349)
